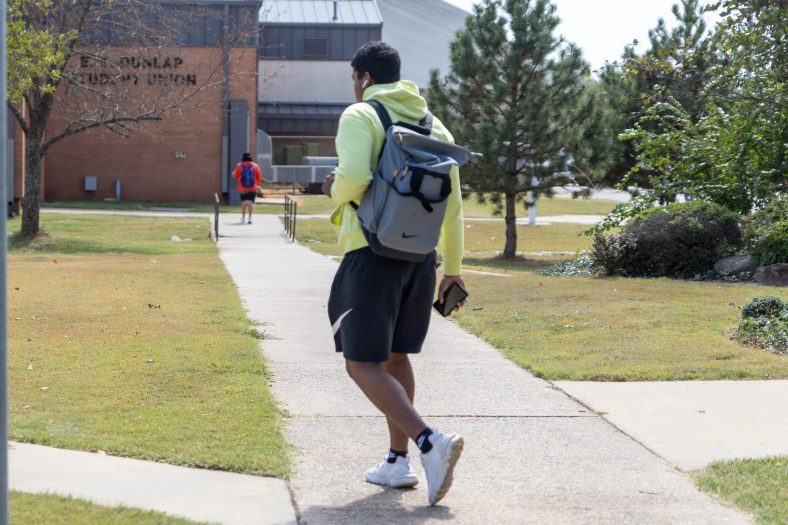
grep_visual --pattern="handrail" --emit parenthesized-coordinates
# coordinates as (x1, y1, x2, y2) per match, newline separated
(283, 195, 297, 242)
(213, 193, 220, 241)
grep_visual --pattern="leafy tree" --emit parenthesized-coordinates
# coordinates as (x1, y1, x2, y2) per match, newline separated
(597, 0, 717, 187)
(611, 0, 786, 220)
(6, 0, 237, 238)
(640, 0, 716, 117)
(597, 51, 647, 187)
(428, 0, 610, 257)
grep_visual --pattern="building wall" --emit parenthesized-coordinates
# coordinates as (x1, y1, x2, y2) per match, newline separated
(260, 25, 380, 60)
(42, 47, 258, 203)
(259, 60, 352, 104)
(377, 0, 468, 89)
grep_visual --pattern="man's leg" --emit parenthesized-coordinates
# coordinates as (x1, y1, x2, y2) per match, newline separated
(240, 201, 247, 222)
(345, 359, 425, 441)
(247, 200, 254, 221)
(382, 353, 415, 452)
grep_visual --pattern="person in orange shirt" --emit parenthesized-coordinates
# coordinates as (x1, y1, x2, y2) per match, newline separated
(231, 152, 262, 224)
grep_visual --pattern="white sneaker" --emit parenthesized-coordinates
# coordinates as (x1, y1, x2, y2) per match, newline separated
(247, 218, 253, 224)
(420, 431, 464, 505)
(364, 455, 419, 488)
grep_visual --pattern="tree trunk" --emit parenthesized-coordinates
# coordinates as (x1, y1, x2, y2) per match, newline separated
(21, 130, 43, 239)
(503, 191, 517, 257)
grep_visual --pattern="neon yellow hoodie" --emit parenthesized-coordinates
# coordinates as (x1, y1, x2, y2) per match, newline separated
(329, 80, 464, 275)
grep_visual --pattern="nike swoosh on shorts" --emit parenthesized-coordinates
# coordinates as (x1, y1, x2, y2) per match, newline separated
(332, 308, 353, 336)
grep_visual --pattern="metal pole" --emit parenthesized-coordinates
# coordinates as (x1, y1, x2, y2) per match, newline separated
(214, 193, 220, 241)
(1, 0, 11, 520)
(292, 202, 296, 242)
(220, 4, 230, 195)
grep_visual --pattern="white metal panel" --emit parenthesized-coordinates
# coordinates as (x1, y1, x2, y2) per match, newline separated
(378, 0, 468, 88)
(259, 60, 354, 103)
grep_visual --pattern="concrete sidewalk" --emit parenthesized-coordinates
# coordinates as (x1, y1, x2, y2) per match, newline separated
(557, 380, 788, 471)
(9, 441, 296, 525)
(218, 214, 750, 524)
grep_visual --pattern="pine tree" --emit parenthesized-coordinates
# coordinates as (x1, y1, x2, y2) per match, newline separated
(428, 0, 601, 258)
(598, 0, 717, 188)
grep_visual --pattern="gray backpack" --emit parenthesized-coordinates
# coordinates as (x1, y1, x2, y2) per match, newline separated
(353, 100, 475, 262)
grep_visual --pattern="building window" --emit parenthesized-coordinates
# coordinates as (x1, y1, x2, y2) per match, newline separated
(302, 38, 328, 58)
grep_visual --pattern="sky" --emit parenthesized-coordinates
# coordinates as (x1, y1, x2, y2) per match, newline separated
(441, 0, 718, 71)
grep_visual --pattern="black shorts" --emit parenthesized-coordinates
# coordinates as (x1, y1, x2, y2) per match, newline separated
(327, 247, 437, 362)
(240, 191, 257, 202)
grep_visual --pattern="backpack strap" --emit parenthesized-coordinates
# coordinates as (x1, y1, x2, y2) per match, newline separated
(365, 100, 393, 131)
(350, 101, 434, 211)
(419, 112, 433, 132)
(366, 99, 433, 134)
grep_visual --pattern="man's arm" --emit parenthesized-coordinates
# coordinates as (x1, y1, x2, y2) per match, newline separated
(440, 165, 464, 275)
(437, 164, 466, 311)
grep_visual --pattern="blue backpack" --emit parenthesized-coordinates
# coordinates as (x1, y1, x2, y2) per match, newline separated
(240, 163, 255, 189)
(353, 100, 475, 262)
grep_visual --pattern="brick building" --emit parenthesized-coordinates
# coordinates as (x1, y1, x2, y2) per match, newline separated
(6, 0, 467, 207)
(8, 0, 262, 208)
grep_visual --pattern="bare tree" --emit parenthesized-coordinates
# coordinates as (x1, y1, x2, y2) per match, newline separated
(7, 0, 256, 237)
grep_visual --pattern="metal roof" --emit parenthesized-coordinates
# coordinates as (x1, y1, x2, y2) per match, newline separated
(261, 0, 382, 26)
(258, 102, 348, 117)
(160, 0, 262, 6)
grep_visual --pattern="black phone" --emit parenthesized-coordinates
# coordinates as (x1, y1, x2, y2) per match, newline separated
(433, 282, 469, 317)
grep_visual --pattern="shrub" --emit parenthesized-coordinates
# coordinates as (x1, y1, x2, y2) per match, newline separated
(743, 198, 788, 244)
(591, 232, 639, 276)
(538, 254, 600, 277)
(741, 295, 785, 319)
(590, 201, 742, 278)
(743, 199, 788, 266)
(750, 220, 788, 266)
(736, 295, 788, 354)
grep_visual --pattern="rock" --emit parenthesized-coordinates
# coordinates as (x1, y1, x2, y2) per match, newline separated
(755, 263, 788, 287)
(170, 235, 181, 242)
(714, 253, 757, 275)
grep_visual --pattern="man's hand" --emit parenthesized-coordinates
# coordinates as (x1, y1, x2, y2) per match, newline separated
(322, 172, 335, 197)
(437, 274, 467, 314)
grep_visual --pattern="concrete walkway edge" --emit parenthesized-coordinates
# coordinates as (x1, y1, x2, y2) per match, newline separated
(8, 441, 297, 525)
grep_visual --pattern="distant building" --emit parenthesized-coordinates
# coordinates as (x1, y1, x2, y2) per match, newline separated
(256, 0, 383, 187)
(257, 0, 468, 187)
(8, 0, 468, 205)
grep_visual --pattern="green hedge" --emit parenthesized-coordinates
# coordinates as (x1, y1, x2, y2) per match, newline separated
(592, 201, 742, 278)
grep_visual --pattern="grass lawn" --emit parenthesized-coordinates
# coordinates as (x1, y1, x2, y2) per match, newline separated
(7, 214, 289, 477)
(694, 457, 787, 525)
(287, 193, 619, 217)
(460, 193, 619, 217)
(10, 491, 206, 525)
(294, 215, 787, 380)
(295, 217, 591, 257)
(44, 200, 230, 214)
(453, 263, 788, 380)
(43, 200, 287, 215)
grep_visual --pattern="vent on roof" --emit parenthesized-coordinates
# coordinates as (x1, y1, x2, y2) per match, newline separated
(303, 38, 328, 58)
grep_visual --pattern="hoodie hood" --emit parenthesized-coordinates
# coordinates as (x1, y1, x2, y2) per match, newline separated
(362, 80, 428, 121)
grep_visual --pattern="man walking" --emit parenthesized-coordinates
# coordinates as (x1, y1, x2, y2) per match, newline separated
(323, 42, 467, 506)
(231, 152, 262, 224)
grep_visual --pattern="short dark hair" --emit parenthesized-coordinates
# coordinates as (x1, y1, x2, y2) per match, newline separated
(351, 41, 400, 84)
(242, 152, 253, 162)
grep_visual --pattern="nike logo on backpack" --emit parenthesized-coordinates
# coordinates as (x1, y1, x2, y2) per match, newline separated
(401, 233, 420, 238)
